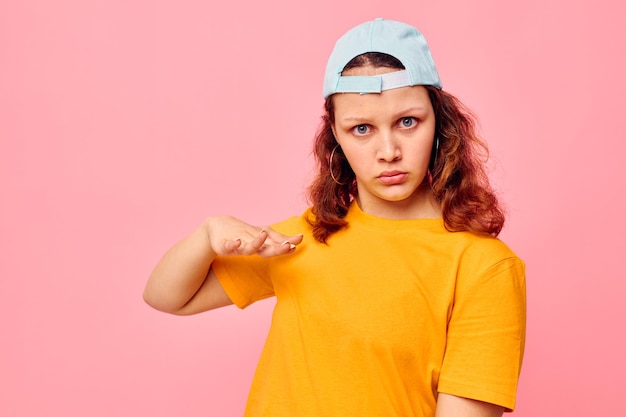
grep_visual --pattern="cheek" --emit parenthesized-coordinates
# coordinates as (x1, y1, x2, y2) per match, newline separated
(405, 138, 435, 169)
(420, 140, 435, 157)
(416, 126, 436, 157)
(339, 147, 373, 177)
(342, 149, 365, 171)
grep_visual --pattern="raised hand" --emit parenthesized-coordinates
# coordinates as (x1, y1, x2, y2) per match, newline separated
(144, 215, 303, 314)
(205, 216, 303, 258)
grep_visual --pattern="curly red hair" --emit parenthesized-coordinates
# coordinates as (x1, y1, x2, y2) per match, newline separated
(307, 53, 505, 243)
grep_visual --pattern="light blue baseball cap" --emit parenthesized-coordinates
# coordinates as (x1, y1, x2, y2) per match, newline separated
(323, 18, 442, 99)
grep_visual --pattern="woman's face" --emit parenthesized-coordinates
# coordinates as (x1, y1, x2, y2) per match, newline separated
(332, 66, 438, 219)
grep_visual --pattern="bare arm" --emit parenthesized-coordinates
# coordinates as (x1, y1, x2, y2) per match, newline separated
(143, 216, 303, 315)
(435, 393, 504, 417)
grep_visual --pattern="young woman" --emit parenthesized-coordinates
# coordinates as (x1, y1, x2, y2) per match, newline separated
(144, 18, 526, 417)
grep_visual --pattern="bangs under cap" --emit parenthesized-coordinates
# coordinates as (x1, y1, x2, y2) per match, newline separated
(323, 18, 442, 99)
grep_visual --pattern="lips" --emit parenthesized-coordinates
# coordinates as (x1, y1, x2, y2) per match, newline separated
(377, 171, 408, 185)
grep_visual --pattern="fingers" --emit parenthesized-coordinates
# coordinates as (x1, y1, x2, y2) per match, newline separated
(223, 228, 303, 258)
(257, 231, 304, 258)
(265, 228, 304, 246)
(222, 238, 242, 253)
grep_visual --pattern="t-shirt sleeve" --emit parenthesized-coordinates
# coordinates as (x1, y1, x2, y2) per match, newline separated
(212, 253, 274, 309)
(438, 255, 526, 411)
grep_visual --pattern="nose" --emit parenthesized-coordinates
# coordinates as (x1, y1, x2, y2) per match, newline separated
(377, 131, 401, 162)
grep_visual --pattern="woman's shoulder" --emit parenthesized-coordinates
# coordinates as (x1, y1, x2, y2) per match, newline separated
(428, 227, 522, 277)
(457, 231, 519, 260)
(450, 231, 524, 287)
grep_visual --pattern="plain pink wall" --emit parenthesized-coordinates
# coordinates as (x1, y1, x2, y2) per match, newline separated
(1, 0, 624, 416)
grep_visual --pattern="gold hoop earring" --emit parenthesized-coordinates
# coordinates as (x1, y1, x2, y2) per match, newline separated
(329, 145, 349, 185)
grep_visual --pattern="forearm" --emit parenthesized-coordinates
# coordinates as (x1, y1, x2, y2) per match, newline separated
(143, 215, 303, 315)
(435, 393, 504, 417)
(143, 219, 216, 313)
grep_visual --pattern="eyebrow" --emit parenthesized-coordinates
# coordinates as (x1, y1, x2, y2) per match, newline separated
(393, 106, 429, 118)
(340, 116, 370, 124)
(339, 106, 429, 124)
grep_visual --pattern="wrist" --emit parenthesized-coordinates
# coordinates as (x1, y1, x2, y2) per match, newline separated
(200, 217, 218, 258)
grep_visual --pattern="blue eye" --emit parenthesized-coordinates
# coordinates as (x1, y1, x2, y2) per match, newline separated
(401, 117, 416, 128)
(354, 125, 369, 135)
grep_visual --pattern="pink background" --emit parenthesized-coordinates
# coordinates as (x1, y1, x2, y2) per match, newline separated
(1, 0, 624, 416)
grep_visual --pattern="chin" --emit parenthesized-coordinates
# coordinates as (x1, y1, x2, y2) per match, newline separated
(385, 187, 431, 205)
(383, 185, 421, 199)
(377, 192, 419, 203)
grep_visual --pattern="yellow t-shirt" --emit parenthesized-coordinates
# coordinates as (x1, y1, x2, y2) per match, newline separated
(212, 203, 526, 417)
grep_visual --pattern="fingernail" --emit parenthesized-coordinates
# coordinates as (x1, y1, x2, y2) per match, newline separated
(282, 241, 297, 250)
